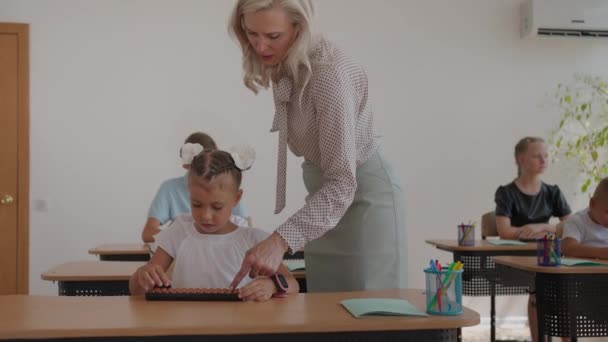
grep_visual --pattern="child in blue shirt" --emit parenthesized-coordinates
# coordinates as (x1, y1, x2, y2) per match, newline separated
(141, 132, 249, 242)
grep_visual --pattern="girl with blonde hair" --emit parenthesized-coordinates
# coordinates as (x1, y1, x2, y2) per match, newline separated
(494, 136, 571, 342)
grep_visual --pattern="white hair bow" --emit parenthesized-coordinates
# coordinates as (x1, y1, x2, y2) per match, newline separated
(181, 143, 204, 165)
(229, 144, 256, 171)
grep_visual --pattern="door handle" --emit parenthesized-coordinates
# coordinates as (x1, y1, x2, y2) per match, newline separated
(1, 194, 14, 205)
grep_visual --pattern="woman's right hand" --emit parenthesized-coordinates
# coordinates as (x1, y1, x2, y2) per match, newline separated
(133, 264, 171, 292)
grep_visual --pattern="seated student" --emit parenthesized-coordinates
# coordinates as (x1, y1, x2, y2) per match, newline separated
(141, 132, 250, 243)
(562, 177, 608, 259)
(494, 136, 572, 342)
(130, 148, 299, 301)
(495, 137, 571, 240)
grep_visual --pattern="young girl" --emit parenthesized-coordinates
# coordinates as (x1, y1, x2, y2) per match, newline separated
(494, 136, 571, 342)
(141, 132, 250, 243)
(130, 148, 299, 301)
(495, 136, 571, 240)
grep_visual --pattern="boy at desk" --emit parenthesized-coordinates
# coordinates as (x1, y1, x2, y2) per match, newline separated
(562, 177, 608, 259)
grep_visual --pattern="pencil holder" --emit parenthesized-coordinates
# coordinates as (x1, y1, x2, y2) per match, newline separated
(457, 224, 475, 246)
(536, 237, 561, 266)
(424, 267, 463, 315)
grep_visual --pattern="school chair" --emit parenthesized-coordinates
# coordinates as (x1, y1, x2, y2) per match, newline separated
(481, 211, 498, 239)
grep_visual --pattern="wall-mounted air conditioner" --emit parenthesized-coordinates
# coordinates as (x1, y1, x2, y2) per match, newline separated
(521, 0, 608, 38)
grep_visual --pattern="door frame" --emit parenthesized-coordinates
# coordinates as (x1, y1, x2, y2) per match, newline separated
(1, 23, 30, 294)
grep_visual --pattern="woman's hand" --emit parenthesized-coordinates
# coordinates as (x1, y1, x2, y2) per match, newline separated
(238, 278, 276, 302)
(132, 264, 171, 293)
(231, 232, 289, 289)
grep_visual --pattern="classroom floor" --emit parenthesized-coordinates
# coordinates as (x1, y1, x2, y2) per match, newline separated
(462, 325, 608, 341)
(463, 324, 530, 342)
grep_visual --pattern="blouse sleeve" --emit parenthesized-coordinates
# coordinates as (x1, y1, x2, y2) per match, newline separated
(551, 185, 572, 218)
(276, 64, 360, 252)
(494, 186, 513, 218)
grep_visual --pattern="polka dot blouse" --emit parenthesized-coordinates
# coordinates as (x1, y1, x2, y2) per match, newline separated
(271, 38, 379, 252)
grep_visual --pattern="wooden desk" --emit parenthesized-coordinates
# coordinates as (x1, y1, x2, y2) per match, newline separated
(0, 289, 479, 341)
(426, 239, 536, 342)
(494, 256, 608, 341)
(89, 243, 151, 261)
(41, 261, 144, 296)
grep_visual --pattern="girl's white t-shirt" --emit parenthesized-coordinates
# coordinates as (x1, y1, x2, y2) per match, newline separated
(156, 214, 269, 289)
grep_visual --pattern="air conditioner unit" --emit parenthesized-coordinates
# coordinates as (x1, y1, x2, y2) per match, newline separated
(521, 0, 608, 38)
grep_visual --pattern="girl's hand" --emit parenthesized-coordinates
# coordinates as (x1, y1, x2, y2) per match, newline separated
(134, 264, 171, 292)
(238, 278, 275, 302)
(519, 225, 545, 239)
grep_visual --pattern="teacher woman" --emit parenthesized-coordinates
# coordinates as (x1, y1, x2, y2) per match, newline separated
(229, 0, 406, 292)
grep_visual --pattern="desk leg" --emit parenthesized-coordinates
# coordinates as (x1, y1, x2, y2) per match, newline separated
(536, 274, 545, 342)
(491, 283, 496, 342)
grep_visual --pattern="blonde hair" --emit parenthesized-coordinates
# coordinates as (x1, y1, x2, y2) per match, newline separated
(228, 0, 318, 96)
(514, 136, 545, 176)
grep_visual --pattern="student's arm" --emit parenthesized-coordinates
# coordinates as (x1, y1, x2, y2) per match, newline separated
(496, 215, 524, 239)
(518, 223, 557, 239)
(562, 237, 608, 259)
(238, 264, 299, 302)
(129, 247, 173, 295)
(519, 203, 571, 239)
(141, 217, 161, 243)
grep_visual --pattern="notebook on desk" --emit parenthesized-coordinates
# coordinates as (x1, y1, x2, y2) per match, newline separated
(284, 259, 305, 271)
(340, 298, 428, 318)
(560, 258, 608, 267)
(486, 239, 528, 246)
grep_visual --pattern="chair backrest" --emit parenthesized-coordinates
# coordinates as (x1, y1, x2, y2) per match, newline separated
(481, 211, 497, 239)
(556, 221, 565, 238)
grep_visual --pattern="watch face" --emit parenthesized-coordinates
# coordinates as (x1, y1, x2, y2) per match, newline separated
(276, 274, 288, 288)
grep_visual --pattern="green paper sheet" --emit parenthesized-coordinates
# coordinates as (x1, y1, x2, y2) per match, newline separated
(340, 298, 428, 318)
(283, 259, 305, 271)
(560, 258, 608, 267)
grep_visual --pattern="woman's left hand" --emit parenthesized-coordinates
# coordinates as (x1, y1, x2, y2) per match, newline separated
(238, 278, 275, 302)
(231, 232, 289, 289)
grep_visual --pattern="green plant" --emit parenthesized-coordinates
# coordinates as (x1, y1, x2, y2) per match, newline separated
(549, 75, 608, 194)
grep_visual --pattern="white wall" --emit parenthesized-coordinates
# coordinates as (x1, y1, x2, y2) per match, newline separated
(1, 0, 608, 320)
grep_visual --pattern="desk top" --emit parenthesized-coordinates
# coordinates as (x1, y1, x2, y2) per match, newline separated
(426, 239, 536, 252)
(41, 261, 144, 281)
(88, 243, 150, 256)
(494, 256, 608, 274)
(0, 289, 479, 339)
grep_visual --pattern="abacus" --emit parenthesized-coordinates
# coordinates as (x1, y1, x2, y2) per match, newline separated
(145, 287, 240, 301)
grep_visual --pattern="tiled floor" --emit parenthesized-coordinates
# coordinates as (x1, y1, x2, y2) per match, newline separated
(463, 324, 530, 342)
(462, 325, 608, 342)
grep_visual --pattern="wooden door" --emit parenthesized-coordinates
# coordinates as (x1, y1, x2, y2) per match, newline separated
(0, 23, 29, 294)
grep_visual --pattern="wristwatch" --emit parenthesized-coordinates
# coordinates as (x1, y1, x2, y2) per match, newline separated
(270, 273, 289, 297)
